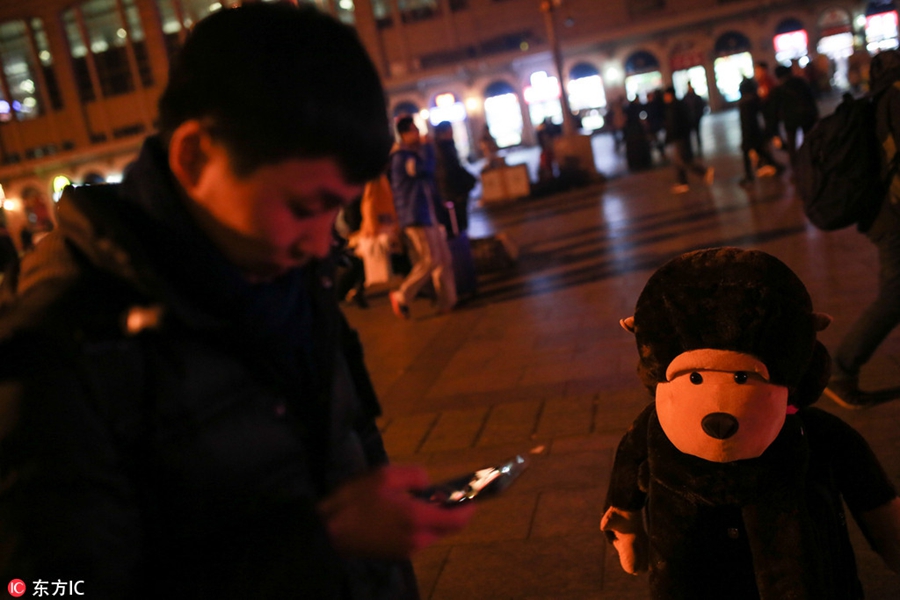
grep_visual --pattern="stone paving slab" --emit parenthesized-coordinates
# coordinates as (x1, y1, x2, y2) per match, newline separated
(428, 535, 610, 600)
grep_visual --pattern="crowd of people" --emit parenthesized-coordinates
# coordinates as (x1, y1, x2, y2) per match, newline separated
(606, 59, 825, 193)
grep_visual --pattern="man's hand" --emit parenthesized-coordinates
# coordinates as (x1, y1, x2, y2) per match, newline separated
(318, 465, 475, 559)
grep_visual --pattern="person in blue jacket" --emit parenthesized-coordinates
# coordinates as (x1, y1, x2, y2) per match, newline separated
(0, 4, 472, 598)
(388, 116, 457, 319)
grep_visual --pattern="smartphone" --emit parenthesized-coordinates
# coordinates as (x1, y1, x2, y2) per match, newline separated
(413, 454, 529, 507)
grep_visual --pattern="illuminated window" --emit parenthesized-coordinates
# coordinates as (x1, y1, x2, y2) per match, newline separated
(398, 0, 439, 24)
(484, 81, 523, 148)
(0, 20, 53, 121)
(568, 63, 606, 112)
(866, 11, 900, 53)
(524, 71, 562, 127)
(31, 19, 63, 111)
(154, 0, 227, 59)
(64, 0, 154, 101)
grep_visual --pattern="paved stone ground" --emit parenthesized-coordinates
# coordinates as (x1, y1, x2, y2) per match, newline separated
(344, 105, 900, 599)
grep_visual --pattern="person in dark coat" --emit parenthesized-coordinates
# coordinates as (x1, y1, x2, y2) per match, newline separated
(624, 97, 652, 171)
(0, 5, 472, 599)
(737, 77, 786, 186)
(826, 49, 900, 408)
(682, 83, 707, 156)
(766, 64, 820, 166)
(645, 89, 666, 161)
(662, 87, 714, 193)
(434, 120, 476, 234)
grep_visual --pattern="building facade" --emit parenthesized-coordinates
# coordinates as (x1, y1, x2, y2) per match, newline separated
(0, 0, 894, 247)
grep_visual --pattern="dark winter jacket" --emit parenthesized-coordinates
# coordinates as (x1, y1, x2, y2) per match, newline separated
(662, 99, 692, 144)
(390, 143, 439, 228)
(605, 403, 896, 600)
(0, 137, 416, 599)
(738, 79, 766, 151)
(868, 49, 900, 240)
(766, 75, 819, 133)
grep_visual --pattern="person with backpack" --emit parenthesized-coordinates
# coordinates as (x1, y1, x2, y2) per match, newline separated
(0, 5, 473, 597)
(826, 49, 900, 409)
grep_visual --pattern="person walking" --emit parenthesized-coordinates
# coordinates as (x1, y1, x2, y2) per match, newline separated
(682, 83, 707, 157)
(767, 64, 820, 167)
(624, 97, 652, 171)
(389, 116, 457, 318)
(826, 49, 900, 408)
(0, 4, 473, 598)
(662, 87, 714, 193)
(737, 77, 786, 186)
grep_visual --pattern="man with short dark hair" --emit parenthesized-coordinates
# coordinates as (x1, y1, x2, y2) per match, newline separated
(388, 116, 457, 318)
(0, 4, 471, 598)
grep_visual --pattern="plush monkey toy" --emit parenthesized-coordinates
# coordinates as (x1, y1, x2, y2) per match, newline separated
(601, 247, 900, 600)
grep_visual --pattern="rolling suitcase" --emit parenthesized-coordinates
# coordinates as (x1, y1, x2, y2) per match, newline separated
(448, 231, 477, 298)
(445, 203, 477, 298)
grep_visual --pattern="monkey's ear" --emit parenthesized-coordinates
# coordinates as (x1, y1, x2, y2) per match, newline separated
(812, 312, 832, 332)
(620, 316, 635, 333)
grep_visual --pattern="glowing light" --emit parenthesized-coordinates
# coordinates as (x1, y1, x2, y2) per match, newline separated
(117, 28, 127, 39)
(523, 71, 561, 105)
(52, 175, 71, 202)
(418, 108, 430, 121)
(567, 75, 606, 111)
(428, 102, 466, 125)
(866, 11, 900, 53)
(39, 50, 51, 62)
(19, 79, 35, 94)
(774, 30, 809, 64)
(339, 0, 354, 10)
(209, 3, 222, 11)
(604, 66, 624, 85)
(3, 199, 21, 212)
(435, 93, 456, 108)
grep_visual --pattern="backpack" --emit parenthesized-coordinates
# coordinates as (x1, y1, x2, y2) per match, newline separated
(794, 93, 888, 231)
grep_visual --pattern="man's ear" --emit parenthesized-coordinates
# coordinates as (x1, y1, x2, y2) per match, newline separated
(168, 120, 210, 196)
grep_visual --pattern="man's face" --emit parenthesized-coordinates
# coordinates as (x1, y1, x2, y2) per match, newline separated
(400, 128, 420, 147)
(184, 138, 362, 282)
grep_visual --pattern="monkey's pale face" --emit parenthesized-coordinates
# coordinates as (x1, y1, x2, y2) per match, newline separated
(655, 349, 789, 463)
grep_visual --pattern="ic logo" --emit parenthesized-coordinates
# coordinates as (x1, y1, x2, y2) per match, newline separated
(7, 579, 26, 597)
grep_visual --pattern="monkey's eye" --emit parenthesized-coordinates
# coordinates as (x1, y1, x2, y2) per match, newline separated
(689, 372, 703, 385)
(734, 372, 749, 384)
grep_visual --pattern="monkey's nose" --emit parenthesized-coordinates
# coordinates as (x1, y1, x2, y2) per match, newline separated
(701, 413, 739, 440)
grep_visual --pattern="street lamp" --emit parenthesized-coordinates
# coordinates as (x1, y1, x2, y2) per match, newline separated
(538, 0, 601, 180)
(539, 0, 576, 135)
